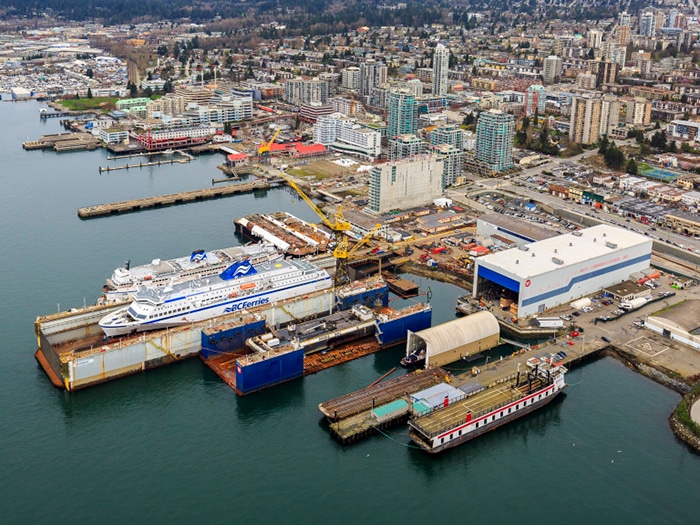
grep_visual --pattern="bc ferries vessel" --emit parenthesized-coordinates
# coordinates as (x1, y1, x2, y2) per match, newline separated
(103, 243, 281, 303)
(408, 362, 567, 453)
(99, 258, 331, 337)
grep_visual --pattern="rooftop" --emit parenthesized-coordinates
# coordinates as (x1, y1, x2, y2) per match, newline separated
(477, 224, 651, 278)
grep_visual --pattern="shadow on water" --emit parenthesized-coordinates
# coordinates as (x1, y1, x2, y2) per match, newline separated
(233, 374, 307, 424)
(406, 393, 566, 478)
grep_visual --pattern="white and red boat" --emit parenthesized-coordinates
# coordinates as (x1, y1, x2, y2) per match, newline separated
(408, 362, 567, 453)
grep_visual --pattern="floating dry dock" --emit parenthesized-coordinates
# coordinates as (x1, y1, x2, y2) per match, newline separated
(203, 302, 432, 395)
(35, 287, 334, 391)
(77, 180, 270, 218)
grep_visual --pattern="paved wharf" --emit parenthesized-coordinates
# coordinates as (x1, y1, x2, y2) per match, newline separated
(77, 180, 270, 218)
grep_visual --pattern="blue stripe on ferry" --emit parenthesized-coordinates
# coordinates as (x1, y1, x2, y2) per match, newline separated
(141, 275, 331, 326)
(521, 254, 650, 307)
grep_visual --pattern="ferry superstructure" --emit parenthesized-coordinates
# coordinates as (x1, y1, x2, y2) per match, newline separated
(103, 243, 281, 303)
(99, 258, 331, 337)
(408, 362, 567, 453)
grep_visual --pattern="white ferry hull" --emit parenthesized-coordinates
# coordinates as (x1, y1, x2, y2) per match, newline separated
(100, 277, 330, 337)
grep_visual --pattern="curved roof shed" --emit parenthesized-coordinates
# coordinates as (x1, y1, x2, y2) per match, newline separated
(406, 311, 500, 368)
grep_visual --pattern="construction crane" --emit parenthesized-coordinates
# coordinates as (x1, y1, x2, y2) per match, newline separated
(258, 127, 281, 155)
(334, 223, 383, 286)
(277, 171, 381, 286)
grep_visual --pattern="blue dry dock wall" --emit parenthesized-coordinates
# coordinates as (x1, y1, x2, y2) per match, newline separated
(235, 349, 304, 395)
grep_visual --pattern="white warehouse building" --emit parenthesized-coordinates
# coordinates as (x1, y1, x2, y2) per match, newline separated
(472, 225, 652, 318)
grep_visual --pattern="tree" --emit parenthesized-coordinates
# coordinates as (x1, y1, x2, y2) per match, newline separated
(143, 87, 153, 98)
(650, 130, 667, 150)
(223, 121, 232, 135)
(598, 135, 610, 155)
(604, 143, 625, 170)
(626, 158, 638, 175)
(87, 87, 93, 99)
(85, 67, 93, 78)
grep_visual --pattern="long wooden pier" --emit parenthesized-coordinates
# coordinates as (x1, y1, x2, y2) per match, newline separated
(77, 180, 270, 218)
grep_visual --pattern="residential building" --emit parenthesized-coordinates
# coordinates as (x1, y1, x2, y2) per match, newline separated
(431, 143, 463, 188)
(428, 124, 464, 150)
(367, 155, 444, 214)
(600, 94, 621, 136)
(432, 43, 449, 96)
(313, 113, 382, 159)
(475, 109, 514, 172)
(570, 94, 603, 144)
(543, 56, 563, 84)
(640, 11, 657, 37)
(387, 89, 418, 138)
(388, 134, 426, 160)
(360, 60, 388, 100)
(342, 66, 361, 90)
(626, 97, 652, 127)
(524, 84, 546, 117)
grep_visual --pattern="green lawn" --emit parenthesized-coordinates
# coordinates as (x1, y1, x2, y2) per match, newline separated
(59, 97, 119, 112)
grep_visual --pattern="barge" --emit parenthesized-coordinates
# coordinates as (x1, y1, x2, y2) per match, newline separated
(234, 212, 331, 257)
(408, 362, 567, 453)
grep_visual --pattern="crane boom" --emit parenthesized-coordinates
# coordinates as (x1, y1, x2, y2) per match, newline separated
(277, 172, 351, 233)
(277, 171, 381, 287)
(258, 127, 282, 155)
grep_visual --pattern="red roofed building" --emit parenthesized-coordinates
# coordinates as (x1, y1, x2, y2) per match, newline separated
(265, 142, 326, 158)
(226, 152, 249, 167)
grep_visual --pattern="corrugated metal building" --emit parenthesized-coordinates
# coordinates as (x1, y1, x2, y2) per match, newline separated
(405, 311, 500, 367)
(473, 224, 652, 318)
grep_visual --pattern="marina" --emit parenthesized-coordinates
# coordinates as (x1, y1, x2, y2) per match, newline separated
(98, 150, 193, 172)
(77, 180, 270, 218)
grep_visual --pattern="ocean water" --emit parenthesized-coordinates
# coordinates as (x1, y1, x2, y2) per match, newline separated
(1, 102, 699, 524)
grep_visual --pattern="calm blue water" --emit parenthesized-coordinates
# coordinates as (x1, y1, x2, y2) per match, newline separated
(1, 102, 699, 524)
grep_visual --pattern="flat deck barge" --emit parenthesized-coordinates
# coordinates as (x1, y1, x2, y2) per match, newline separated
(234, 212, 330, 256)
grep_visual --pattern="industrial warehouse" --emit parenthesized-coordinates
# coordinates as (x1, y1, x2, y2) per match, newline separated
(472, 224, 653, 318)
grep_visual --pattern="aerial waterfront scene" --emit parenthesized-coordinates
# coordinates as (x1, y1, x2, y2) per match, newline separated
(3, 1, 700, 523)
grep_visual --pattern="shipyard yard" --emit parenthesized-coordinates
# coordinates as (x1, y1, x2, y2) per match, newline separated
(2, 102, 700, 524)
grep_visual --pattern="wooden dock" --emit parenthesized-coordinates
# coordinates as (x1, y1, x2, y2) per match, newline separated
(23, 131, 101, 152)
(319, 367, 451, 444)
(98, 153, 193, 172)
(77, 180, 270, 218)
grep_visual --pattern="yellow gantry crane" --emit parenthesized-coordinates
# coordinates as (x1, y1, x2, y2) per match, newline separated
(258, 127, 281, 155)
(277, 171, 381, 287)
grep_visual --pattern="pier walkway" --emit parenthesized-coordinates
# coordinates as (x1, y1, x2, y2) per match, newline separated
(78, 180, 270, 218)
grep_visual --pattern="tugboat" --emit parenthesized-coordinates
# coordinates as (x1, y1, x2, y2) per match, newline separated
(400, 346, 426, 367)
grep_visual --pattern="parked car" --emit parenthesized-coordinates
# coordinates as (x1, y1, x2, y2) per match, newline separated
(601, 336, 611, 343)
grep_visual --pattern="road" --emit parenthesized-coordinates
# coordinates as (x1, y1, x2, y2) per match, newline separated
(447, 143, 700, 255)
